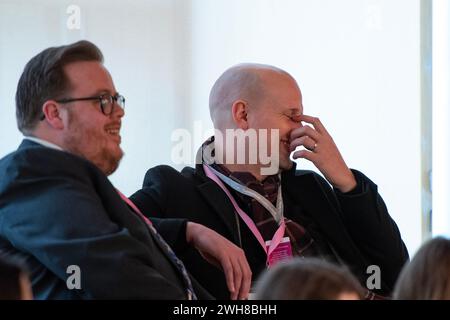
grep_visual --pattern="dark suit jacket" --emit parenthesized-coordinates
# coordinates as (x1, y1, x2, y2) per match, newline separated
(0, 140, 211, 299)
(131, 164, 409, 299)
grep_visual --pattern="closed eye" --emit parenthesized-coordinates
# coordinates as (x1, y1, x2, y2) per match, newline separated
(286, 114, 302, 122)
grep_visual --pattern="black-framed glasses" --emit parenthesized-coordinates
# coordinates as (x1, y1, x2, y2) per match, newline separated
(40, 93, 125, 120)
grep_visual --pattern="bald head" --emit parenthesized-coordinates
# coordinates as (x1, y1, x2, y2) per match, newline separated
(209, 63, 298, 130)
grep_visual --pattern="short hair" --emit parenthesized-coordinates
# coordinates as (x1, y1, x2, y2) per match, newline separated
(0, 255, 29, 300)
(15, 40, 104, 134)
(253, 258, 364, 300)
(393, 236, 450, 300)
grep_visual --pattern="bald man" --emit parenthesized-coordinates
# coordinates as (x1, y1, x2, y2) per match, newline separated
(131, 63, 408, 299)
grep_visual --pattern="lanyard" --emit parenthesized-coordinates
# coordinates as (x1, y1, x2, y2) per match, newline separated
(203, 164, 286, 264)
(116, 189, 153, 226)
(205, 165, 284, 224)
(116, 189, 195, 300)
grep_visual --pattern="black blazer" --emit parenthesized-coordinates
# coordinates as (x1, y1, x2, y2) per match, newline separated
(131, 164, 409, 299)
(0, 140, 210, 299)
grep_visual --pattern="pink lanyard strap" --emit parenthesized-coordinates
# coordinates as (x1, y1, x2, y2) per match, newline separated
(116, 189, 153, 226)
(203, 165, 286, 264)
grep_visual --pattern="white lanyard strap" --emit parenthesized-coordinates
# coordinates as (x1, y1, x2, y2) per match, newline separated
(206, 165, 284, 224)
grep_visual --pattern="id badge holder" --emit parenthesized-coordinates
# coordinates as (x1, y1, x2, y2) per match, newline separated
(265, 236, 293, 268)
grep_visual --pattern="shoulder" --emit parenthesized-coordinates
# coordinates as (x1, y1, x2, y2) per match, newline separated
(143, 165, 183, 183)
(142, 165, 200, 186)
(145, 164, 184, 177)
(1, 142, 96, 172)
(0, 142, 107, 194)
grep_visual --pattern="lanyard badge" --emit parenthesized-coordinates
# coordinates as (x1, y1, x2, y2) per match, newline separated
(203, 164, 293, 268)
(266, 237, 293, 267)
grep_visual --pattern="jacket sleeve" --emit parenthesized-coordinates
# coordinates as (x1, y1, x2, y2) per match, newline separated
(130, 165, 190, 255)
(0, 173, 187, 299)
(150, 217, 190, 255)
(318, 169, 409, 289)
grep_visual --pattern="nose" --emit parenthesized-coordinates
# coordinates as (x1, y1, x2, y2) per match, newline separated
(112, 103, 125, 119)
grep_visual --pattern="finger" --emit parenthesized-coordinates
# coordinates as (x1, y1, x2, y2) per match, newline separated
(290, 135, 317, 152)
(290, 125, 321, 142)
(299, 115, 328, 135)
(237, 256, 252, 300)
(230, 259, 243, 300)
(292, 149, 317, 162)
(221, 257, 236, 297)
(235, 251, 251, 300)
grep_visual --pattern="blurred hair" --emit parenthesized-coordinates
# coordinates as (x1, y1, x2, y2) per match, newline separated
(254, 258, 364, 300)
(0, 255, 29, 300)
(393, 236, 450, 300)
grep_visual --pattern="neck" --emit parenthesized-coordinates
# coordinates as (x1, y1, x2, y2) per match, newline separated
(213, 142, 275, 182)
(221, 163, 266, 181)
(28, 128, 65, 149)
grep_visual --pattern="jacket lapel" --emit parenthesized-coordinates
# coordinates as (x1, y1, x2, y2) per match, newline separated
(195, 166, 241, 245)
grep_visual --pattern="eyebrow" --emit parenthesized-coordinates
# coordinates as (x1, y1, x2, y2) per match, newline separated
(92, 89, 116, 96)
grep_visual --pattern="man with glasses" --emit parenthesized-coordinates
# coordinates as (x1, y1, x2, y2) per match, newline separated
(0, 41, 251, 299)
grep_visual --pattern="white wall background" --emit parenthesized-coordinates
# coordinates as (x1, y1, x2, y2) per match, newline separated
(0, 0, 426, 254)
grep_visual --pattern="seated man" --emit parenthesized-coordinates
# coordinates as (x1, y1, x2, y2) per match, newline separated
(131, 63, 409, 299)
(0, 41, 251, 300)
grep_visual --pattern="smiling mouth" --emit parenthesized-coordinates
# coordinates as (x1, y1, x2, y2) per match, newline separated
(105, 126, 121, 144)
(106, 128, 120, 135)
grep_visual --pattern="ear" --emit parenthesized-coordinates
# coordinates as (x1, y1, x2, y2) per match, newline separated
(231, 100, 249, 130)
(41, 100, 65, 130)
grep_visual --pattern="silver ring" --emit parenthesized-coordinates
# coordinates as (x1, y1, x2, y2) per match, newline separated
(311, 143, 317, 152)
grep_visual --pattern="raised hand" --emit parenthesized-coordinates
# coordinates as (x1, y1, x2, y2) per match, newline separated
(290, 114, 357, 193)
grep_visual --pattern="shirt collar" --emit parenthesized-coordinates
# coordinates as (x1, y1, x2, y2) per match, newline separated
(201, 136, 280, 186)
(24, 136, 64, 151)
(213, 163, 280, 190)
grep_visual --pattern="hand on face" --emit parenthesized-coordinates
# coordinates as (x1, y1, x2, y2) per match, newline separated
(289, 115, 357, 193)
